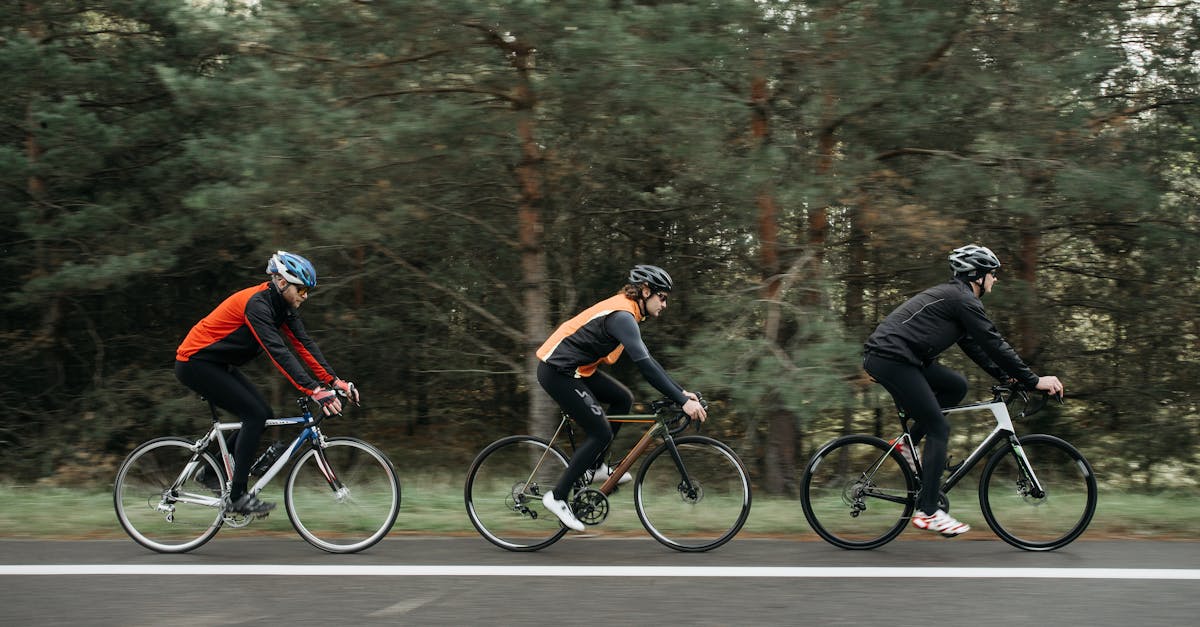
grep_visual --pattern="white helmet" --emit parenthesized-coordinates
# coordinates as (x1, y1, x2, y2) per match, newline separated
(948, 245, 1000, 276)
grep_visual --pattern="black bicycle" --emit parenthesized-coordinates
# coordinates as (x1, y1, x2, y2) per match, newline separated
(465, 398, 752, 552)
(801, 385, 1096, 551)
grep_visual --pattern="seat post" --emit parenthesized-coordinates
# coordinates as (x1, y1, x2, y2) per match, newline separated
(204, 398, 221, 423)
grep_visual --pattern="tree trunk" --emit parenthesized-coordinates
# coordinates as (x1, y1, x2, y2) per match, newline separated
(1016, 219, 1040, 359)
(507, 40, 554, 437)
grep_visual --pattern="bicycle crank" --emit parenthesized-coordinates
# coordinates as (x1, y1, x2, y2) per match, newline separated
(571, 488, 609, 525)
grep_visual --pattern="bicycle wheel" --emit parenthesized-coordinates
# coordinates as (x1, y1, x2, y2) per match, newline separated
(113, 437, 225, 553)
(285, 437, 401, 553)
(464, 435, 571, 551)
(634, 435, 752, 552)
(979, 434, 1097, 551)
(801, 434, 916, 550)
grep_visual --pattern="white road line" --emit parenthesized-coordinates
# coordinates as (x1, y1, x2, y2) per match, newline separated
(1, 565, 1199, 579)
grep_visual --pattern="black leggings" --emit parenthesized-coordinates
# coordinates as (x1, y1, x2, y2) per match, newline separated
(175, 359, 273, 500)
(536, 361, 633, 500)
(863, 353, 968, 515)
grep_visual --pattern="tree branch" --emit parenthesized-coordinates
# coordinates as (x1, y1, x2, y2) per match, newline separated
(371, 244, 526, 345)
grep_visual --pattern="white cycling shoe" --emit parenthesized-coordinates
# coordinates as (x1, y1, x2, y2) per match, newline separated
(590, 462, 632, 485)
(911, 509, 970, 537)
(542, 491, 585, 531)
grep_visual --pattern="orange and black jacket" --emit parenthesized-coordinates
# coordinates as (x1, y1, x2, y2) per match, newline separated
(537, 293, 687, 405)
(176, 282, 336, 394)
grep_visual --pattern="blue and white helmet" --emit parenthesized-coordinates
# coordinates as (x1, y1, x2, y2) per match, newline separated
(266, 251, 317, 287)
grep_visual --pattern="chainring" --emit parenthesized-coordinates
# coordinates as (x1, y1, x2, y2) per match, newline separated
(571, 488, 609, 525)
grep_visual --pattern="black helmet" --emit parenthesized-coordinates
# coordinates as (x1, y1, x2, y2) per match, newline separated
(948, 245, 1000, 277)
(628, 264, 673, 292)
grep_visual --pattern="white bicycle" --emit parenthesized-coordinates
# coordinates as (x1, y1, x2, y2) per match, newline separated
(801, 385, 1097, 551)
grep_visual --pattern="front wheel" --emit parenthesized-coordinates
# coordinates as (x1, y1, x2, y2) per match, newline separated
(979, 434, 1097, 551)
(801, 434, 917, 550)
(113, 437, 225, 553)
(464, 435, 571, 551)
(634, 435, 752, 552)
(285, 437, 401, 554)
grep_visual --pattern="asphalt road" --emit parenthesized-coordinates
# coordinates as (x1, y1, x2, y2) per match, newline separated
(3, 536, 1198, 626)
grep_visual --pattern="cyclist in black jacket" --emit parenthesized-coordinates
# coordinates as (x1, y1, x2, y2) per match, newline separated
(863, 245, 1064, 537)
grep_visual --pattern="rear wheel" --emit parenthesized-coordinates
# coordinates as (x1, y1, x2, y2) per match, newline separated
(979, 434, 1097, 551)
(801, 434, 916, 550)
(464, 435, 571, 551)
(113, 437, 225, 553)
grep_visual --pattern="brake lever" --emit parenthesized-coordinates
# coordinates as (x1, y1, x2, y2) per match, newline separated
(335, 385, 361, 407)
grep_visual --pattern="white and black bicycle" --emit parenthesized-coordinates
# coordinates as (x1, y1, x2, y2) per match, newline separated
(801, 385, 1096, 551)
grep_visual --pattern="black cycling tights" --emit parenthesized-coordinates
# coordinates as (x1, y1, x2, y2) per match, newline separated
(175, 359, 273, 501)
(863, 353, 968, 516)
(536, 362, 633, 501)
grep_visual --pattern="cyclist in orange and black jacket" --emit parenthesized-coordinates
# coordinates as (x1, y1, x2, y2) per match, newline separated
(863, 244, 1063, 537)
(174, 251, 360, 516)
(534, 264, 708, 532)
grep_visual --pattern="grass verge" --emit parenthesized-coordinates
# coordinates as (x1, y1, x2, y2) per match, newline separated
(4, 480, 1196, 541)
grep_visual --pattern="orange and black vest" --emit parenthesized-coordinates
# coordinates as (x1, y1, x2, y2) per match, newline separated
(536, 294, 644, 378)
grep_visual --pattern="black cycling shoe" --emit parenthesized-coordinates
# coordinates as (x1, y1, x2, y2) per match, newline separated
(226, 493, 276, 517)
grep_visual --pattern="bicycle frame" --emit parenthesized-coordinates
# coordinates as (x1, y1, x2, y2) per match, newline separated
(893, 391, 1045, 498)
(533, 406, 694, 497)
(173, 399, 335, 511)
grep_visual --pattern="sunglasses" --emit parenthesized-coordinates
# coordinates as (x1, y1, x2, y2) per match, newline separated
(289, 283, 310, 296)
(654, 292, 669, 303)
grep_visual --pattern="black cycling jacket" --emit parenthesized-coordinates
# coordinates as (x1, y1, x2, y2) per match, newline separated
(864, 278, 1039, 388)
(176, 281, 337, 394)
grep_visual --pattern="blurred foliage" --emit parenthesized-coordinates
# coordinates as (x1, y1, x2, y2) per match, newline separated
(1, 0, 1196, 493)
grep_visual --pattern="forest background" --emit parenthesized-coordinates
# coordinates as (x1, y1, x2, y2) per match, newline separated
(2, 1, 1197, 506)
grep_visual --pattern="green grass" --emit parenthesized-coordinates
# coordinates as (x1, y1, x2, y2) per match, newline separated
(4, 480, 1197, 540)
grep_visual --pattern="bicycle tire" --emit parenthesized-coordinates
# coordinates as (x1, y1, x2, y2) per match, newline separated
(113, 436, 225, 553)
(634, 435, 752, 552)
(284, 437, 401, 554)
(979, 433, 1097, 551)
(801, 434, 917, 550)
(464, 435, 571, 551)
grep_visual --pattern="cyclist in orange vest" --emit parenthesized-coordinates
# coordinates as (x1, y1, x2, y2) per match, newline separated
(535, 264, 707, 531)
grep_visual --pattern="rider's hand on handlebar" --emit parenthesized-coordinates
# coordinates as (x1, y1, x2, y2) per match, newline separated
(1034, 375, 1064, 400)
(682, 391, 707, 423)
(310, 387, 343, 416)
(333, 378, 360, 405)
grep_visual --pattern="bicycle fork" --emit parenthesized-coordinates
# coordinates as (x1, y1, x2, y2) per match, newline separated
(1004, 434, 1046, 499)
(658, 433, 703, 501)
